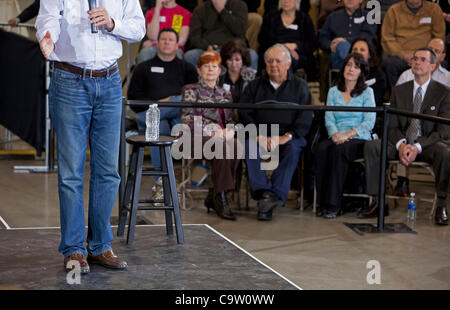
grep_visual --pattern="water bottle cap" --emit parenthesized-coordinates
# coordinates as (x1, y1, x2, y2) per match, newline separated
(410, 192, 415, 197)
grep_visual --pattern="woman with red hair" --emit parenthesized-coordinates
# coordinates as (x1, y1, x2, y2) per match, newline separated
(181, 49, 241, 221)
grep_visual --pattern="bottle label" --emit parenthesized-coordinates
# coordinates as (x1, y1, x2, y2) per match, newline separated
(408, 202, 416, 211)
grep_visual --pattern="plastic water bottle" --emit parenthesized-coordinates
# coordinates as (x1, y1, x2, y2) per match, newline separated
(407, 192, 417, 221)
(145, 104, 160, 141)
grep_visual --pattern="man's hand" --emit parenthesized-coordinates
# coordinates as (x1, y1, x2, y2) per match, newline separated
(330, 37, 346, 53)
(40, 31, 54, 59)
(155, 0, 165, 10)
(211, 0, 227, 13)
(88, 7, 115, 31)
(8, 18, 19, 27)
(443, 13, 450, 23)
(398, 143, 418, 166)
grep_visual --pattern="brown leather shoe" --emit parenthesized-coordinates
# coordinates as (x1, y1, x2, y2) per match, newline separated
(64, 253, 90, 274)
(434, 207, 449, 226)
(88, 250, 127, 270)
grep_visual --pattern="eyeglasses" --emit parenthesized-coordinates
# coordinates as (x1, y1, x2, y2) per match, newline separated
(411, 56, 431, 63)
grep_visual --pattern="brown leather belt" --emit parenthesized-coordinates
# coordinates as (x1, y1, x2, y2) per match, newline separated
(53, 61, 118, 78)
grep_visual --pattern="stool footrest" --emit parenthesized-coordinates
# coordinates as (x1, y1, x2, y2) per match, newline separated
(142, 171, 169, 176)
(137, 206, 174, 211)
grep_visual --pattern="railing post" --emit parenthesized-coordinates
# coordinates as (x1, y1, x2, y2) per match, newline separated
(377, 102, 390, 231)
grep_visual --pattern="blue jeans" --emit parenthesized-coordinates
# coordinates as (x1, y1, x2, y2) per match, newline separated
(245, 137, 306, 204)
(49, 65, 122, 257)
(135, 95, 181, 179)
(185, 47, 259, 70)
(330, 40, 351, 69)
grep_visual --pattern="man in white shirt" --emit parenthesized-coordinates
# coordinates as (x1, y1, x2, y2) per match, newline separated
(392, 38, 450, 197)
(36, 1, 145, 273)
(361, 47, 450, 226)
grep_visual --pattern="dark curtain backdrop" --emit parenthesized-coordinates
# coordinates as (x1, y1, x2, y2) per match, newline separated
(0, 29, 46, 155)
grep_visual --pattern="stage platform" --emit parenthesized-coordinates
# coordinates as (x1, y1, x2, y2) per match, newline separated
(0, 224, 300, 290)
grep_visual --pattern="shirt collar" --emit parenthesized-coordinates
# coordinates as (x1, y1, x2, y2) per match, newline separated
(413, 77, 431, 98)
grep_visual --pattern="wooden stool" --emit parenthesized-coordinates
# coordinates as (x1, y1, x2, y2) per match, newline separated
(117, 135, 184, 245)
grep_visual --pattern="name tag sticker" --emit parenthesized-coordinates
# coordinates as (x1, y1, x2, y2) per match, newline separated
(160, 16, 166, 22)
(354, 16, 365, 24)
(223, 84, 231, 91)
(151, 66, 164, 73)
(287, 24, 298, 30)
(430, 106, 435, 111)
(420, 17, 431, 24)
(365, 78, 376, 86)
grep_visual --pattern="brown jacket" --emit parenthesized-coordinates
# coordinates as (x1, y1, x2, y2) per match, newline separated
(381, 1, 445, 58)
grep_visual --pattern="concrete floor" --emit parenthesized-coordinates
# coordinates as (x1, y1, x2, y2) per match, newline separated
(1, 158, 449, 290)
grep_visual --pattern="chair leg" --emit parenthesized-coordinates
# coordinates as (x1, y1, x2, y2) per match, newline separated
(118, 146, 138, 237)
(165, 146, 184, 244)
(160, 146, 173, 236)
(126, 147, 144, 245)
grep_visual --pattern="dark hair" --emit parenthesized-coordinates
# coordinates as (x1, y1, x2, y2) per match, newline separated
(158, 27, 179, 42)
(414, 47, 437, 64)
(220, 39, 251, 67)
(350, 36, 376, 67)
(336, 53, 368, 97)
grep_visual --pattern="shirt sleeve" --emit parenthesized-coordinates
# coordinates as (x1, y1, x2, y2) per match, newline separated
(110, 0, 146, 43)
(182, 9, 191, 26)
(35, 0, 62, 44)
(325, 88, 338, 137)
(353, 87, 376, 137)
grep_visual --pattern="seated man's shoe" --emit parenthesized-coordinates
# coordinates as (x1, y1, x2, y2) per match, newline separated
(315, 207, 324, 217)
(88, 250, 127, 270)
(257, 191, 283, 213)
(434, 206, 449, 226)
(393, 177, 409, 197)
(357, 201, 389, 218)
(323, 209, 342, 219)
(258, 210, 273, 221)
(64, 253, 90, 274)
(214, 191, 236, 221)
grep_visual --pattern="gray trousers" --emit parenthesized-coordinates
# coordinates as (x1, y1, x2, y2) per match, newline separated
(364, 140, 450, 202)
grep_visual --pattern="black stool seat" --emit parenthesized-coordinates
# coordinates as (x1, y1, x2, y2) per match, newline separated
(126, 135, 178, 146)
(118, 134, 184, 245)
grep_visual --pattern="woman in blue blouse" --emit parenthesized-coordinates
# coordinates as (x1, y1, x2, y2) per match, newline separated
(313, 53, 376, 219)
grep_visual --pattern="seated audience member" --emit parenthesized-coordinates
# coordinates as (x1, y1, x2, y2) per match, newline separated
(136, 0, 191, 64)
(313, 53, 376, 219)
(361, 47, 450, 225)
(258, 0, 318, 77)
(181, 49, 240, 221)
(8, 0, 39, 26)
(128, 28, 198, 198)
(219, 39, 257, 104)
(350, 36, 387, 135)
(184, 0, 259, 70)
(319, 0, 376, 69)
(381, 0, 445, 88)
(239, 44, 312, 221)
(388, 38, 450, 197)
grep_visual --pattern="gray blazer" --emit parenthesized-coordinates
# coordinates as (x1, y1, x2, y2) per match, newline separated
(389, 80, 450, 149)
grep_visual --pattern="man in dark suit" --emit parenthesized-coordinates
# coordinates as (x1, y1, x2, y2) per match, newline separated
(8, 0, 40, 26)
(360, 47, 450, 225)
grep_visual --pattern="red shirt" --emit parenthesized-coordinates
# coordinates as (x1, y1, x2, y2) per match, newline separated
(145, 5, 191, 37)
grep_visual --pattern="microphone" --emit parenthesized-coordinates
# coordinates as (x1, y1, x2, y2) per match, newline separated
(88, 0, 98, 33)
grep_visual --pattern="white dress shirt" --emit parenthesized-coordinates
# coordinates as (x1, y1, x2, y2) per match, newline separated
(35, 0, 145, 69)
(395, 77, 432, 153)
(396, 65, 450, 87)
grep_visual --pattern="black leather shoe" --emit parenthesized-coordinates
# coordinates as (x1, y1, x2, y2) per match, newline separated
(316, 207, 324, 217)
(258, 210, 273, 221)
(357, 201, 389, 218)
(258, 191, 282, 213)
(434, 206, 448, 226)
(214, 191, 236, 221)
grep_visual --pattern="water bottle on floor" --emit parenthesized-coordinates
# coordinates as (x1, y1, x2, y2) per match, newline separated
(145, 104, 160, 141)
(407, 192, 417, 221)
